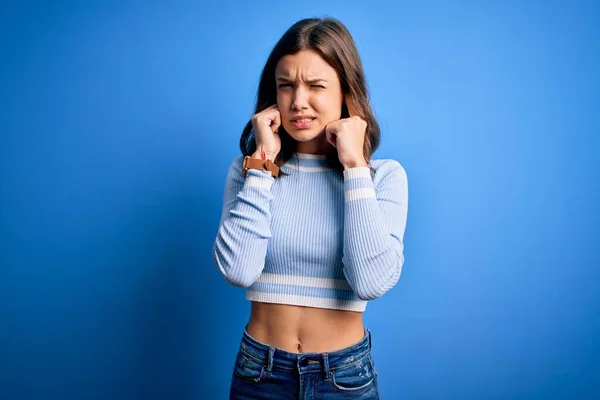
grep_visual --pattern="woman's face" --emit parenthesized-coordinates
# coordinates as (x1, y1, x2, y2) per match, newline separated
(275, 49, 343, 153)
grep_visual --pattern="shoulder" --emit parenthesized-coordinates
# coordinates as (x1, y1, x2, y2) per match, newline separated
(226, 155, 246, 174)
(223, 155, 246, 185)
(370, 158, 408, 188)
(230, 155, 245, 169)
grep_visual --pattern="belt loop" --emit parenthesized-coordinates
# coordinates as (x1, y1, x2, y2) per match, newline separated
(367, 329, 372, 351)
(266, 347, 275, 373)
(323, 353, 331, 381)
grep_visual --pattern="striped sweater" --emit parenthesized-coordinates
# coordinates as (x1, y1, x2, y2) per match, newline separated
(212, 152, 408, 312)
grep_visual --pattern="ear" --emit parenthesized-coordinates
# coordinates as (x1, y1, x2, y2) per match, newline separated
(344, 94, 359, 118)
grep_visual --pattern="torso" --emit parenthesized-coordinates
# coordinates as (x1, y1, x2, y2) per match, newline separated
(246, 301, 365, 353)
(244, 155, 374, 353)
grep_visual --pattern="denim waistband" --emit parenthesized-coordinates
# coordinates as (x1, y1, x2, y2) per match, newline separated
(239, 327, 373, 374)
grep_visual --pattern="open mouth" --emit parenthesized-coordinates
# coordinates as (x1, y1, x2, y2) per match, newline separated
(291, 118, 316, 129)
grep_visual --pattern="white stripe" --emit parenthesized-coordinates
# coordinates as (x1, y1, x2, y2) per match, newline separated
(255, 272, 353, 290)
(284, 164, 333, 172)
(245, 176, 273, 189)
(296, 153, 327, 160)
(345, 188, 376, 201)
(343, 166, 371, 180)
(246, 291, 366, 312)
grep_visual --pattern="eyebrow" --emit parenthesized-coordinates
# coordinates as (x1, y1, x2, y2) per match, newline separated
(276, 77, 328, 84)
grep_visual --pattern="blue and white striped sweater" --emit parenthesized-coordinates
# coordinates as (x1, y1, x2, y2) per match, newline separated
(212, 153, 408, 312)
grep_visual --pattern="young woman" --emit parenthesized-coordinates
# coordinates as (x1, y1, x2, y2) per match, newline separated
(213, 17, 408, 399)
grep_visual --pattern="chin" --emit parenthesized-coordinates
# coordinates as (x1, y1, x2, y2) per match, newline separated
(285, 126, 324, 142)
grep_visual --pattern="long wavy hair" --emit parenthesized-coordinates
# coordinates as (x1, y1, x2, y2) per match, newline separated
(239, 17, 380, 173)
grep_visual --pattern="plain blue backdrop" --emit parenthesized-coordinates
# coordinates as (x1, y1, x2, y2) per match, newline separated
(1, 1, 598, 399)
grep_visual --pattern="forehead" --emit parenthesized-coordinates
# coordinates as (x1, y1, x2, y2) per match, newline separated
(275, 49, 338, 80)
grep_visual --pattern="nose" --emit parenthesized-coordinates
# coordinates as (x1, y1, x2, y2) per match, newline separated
(291, 86, 309, 111)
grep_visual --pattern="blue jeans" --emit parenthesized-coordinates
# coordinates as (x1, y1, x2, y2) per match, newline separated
(229, 327, 380, 399)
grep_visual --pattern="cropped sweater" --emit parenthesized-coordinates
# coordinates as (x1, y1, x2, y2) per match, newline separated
(212, 153, 408, 312)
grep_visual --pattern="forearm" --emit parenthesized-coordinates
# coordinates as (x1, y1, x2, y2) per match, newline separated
(212, 168, 274, 287)
(342, 166, 406, 300)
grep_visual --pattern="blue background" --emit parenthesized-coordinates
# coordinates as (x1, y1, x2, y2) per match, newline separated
(1, 1, 598, 399)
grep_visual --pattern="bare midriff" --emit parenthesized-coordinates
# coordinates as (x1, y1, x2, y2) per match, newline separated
(246, 301, 365, 354)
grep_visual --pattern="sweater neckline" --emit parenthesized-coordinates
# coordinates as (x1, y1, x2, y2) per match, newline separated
(295, 152, 327, 160)
(284, 152, 333, 171)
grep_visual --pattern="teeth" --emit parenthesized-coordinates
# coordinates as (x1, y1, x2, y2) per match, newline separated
(295, 118, 313, 123)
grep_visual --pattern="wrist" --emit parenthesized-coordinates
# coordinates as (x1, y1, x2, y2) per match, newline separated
(252, 150, 278, 161)
(243, 155, 280, 178)
(342, 159, 368, 170)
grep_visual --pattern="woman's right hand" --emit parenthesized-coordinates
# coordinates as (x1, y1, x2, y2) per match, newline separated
(251, 104, 281, 161)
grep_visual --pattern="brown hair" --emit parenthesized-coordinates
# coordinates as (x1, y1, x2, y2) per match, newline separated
(239, 17, 380, 173)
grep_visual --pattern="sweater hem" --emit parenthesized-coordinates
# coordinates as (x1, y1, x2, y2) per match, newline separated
(245, 291, 367, 312)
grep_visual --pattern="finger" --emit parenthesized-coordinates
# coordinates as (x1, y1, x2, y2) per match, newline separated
(272, 112, 281, 133)
(325, 124, 337, 148)
(260, 104, 278, 114)
(260, 106, 280, 125)
(326, 130, 337, 148)
(265, 105, 280, 118)
(345, 95, 359, 118)
(325, 120, 340, 133)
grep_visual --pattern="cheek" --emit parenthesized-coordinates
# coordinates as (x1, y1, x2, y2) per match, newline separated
(313, 93, 343, 121)
(277, 91, 290, 108)
(277, 95, 291, 121)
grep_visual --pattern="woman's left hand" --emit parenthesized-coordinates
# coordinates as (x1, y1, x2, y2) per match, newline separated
(325, 96, 369, 169)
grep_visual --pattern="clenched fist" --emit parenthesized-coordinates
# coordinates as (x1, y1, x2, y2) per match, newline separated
(325, 97, 368, 169)
(251, 104, 281, 161)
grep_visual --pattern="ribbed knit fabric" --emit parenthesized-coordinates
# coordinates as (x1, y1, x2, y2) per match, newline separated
(212, 152, 408, 312)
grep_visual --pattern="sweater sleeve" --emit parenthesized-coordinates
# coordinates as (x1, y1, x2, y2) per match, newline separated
(342, 160, 409, 300)
(212, 157, 275, 287)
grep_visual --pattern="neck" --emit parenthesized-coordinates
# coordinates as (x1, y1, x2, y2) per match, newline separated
(285, 152, 333, 170)
(295, 135, 333, 155)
